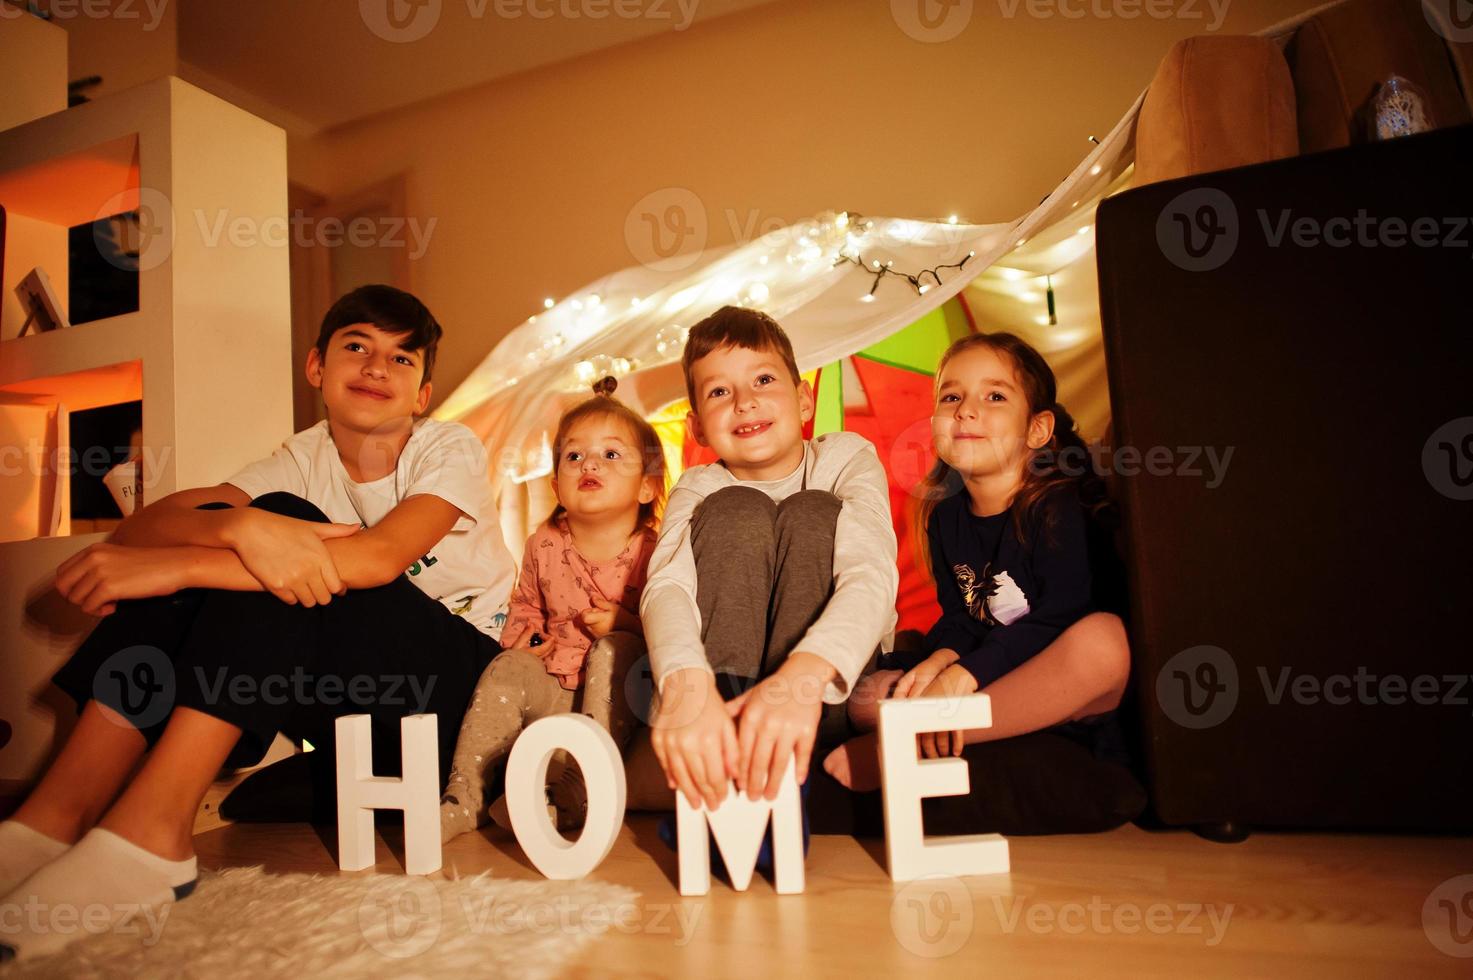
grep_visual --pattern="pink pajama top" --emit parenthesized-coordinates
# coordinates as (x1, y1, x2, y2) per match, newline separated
(502, 517, 657, 689)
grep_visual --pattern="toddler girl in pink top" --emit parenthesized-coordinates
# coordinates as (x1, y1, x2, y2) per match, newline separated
(440, 379, 665, 839)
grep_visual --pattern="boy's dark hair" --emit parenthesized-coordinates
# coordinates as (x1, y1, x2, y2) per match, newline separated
(315, 284, 443, 383)
(680, 306, 801, 407)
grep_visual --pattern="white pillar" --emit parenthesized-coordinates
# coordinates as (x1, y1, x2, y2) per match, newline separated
(335, 713, 441, 876)
(878, 695, 1010, 882)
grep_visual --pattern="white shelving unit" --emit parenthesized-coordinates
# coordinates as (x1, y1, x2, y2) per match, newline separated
(0, 68, 294, 782)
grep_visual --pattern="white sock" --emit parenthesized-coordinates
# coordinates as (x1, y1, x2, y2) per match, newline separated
(0, 828, 196, 963)
(0, 821, 70, 896)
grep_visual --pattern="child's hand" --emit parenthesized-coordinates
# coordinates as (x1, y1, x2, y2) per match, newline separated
(916, 663, 980, 759)
(498, 622, 531, 650)
(893, 648, 960, 699)
(577, 597, 620, 639)
(725, 651, 833, 801)
(55, 542, 187, 616)
(650, 668, 739, 811)
(225, 508, 359, 606)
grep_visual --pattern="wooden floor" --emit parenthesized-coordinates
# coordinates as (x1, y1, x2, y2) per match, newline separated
(191, 807, 1473, 978)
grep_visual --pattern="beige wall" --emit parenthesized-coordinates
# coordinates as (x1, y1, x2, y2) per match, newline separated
(40, 0, 176, 101)
(290, 0, 1323, 412)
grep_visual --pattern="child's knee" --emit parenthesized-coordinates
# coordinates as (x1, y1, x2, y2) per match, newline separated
(845, 668, 900, 729)
(774, 489, 840, 541)
(485, 648, 545, 685)
(1073, 612, 1131, 693)
(693, 486, 777, 554)
(698, 485, 775, 522)
(249, 491, 330, 523)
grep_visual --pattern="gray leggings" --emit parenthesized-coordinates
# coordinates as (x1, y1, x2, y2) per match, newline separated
(444, 632, 643, 804)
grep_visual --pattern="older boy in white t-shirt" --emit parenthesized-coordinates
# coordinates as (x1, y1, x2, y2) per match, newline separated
(0, 286, 512, 963)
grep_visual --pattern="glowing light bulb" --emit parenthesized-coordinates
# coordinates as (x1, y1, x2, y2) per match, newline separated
(587, 294, 601, 308)
(758, 255, 769, 265)
(947, 214, 959, 225)
(859, 294, 876, 303)
(575, 360, 596, 383)
(918, 284, 931, 294)
(836, 212, 850, 229)
(1078, 226, 1091, 235)
(543, 297, 555, 309)
(1090, 164, 1102, 176)
(748, 282, 770, 304)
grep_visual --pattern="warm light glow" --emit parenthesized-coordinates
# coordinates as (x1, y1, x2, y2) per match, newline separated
(575, 360, 596, 383)
(999, 267, 1026, 281)
(860, 294, 875, 303)
(1034, 314, 1052, 325)
(1078, 226, 1091, 235)
(947, 214, 959, 224)
(543, 297, 555, 309)
(1090, 164, 1102, 176)
(587, 294, 601, 308)
(836, 212, 850, 229)
(748, 282, 770, 304)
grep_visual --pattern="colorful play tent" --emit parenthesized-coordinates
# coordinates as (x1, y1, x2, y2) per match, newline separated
(436, 1, 1337, 635)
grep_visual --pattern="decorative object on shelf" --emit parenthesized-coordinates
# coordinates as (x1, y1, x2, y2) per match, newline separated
(14, 267, 69, 336)
(102, 457, 142, 516)
(1368, 75, 1434, 141)
(69, 404, 141, 520)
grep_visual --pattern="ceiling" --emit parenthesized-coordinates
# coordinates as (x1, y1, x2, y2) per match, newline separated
(177, 0, 782, 134)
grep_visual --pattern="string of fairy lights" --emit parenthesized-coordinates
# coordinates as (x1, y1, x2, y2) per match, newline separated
(495, 201, 1103, 420)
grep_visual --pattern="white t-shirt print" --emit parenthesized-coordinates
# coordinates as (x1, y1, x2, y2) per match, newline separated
(226, 418, 515, 639)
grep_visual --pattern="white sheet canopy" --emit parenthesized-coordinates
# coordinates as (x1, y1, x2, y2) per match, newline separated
(437, 2, 1345, 544)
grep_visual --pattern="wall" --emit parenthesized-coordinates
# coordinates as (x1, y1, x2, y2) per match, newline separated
(38, 0, 176, 102)
(289, 0, 1325, 411)
(0, 3, 67, 130)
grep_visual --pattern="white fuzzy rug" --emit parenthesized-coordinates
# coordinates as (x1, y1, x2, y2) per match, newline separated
(6, 866, 640, 979)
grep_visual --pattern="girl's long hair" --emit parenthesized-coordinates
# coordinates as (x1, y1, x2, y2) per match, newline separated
(911, 333, 1109, 579)
(549, 378, 667, 532)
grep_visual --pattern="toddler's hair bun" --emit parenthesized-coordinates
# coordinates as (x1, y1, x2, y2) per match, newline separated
(593, 376, 618, 396)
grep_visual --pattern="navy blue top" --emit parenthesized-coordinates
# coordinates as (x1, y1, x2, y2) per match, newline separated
(918, 484, 1125, 688)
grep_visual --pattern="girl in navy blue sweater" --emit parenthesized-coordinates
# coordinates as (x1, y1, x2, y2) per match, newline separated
(823, 332, 1131, 791)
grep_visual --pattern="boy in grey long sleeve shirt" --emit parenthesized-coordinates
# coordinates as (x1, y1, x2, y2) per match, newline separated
(641, 306, 898, 810)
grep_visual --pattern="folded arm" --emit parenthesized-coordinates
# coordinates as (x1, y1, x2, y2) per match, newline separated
(57, 493, 463, 615)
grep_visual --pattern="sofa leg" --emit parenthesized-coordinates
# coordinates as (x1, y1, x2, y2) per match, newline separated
(1193, 820, 1250, 843)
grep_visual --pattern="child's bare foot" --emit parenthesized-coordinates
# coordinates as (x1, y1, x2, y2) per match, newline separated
(822, 732, 883, 793)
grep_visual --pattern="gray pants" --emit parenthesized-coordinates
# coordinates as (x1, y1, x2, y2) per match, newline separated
(692, 485, 843, 693)
(625, 485, 853, 809)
